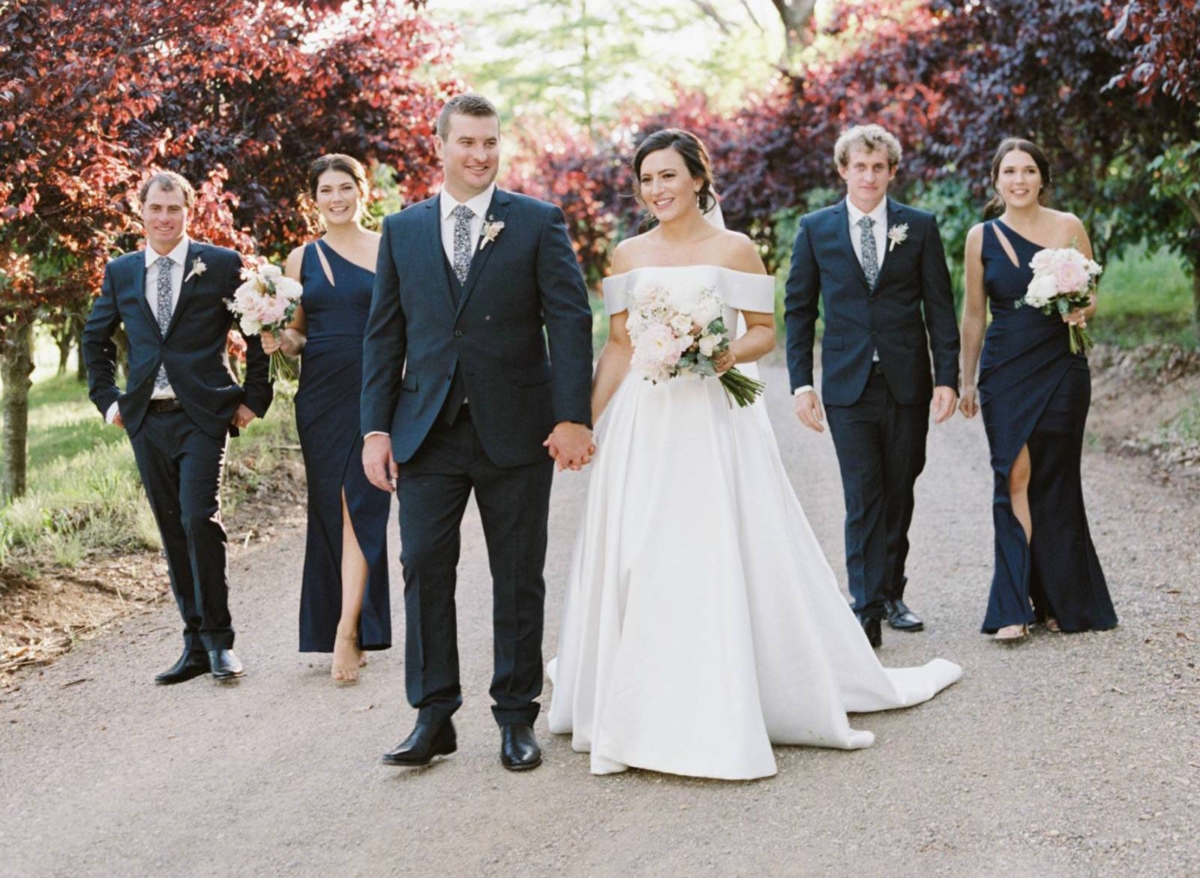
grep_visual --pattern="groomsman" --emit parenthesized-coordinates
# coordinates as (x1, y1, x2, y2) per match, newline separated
(83, 172, 272, 683)
(785, 125, 960, 647)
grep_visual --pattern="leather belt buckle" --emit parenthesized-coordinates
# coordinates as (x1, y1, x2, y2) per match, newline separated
(148, 398, 183, 414)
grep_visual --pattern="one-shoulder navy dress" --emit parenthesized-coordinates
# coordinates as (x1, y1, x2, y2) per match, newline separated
(296, 240, 391, 652)
(977, 220, 1116, 634)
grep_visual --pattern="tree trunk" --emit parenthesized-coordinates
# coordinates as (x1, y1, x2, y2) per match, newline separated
(2, 318, 36, 502)
(74, 313, 87, 382)
(771, 0, 819, 70)
(56, 321, 72, 376)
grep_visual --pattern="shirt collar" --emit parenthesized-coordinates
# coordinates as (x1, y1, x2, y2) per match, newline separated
(145, 235, 191, 269)
(439, 184, 496, 221)
(846, 197, 888, 227)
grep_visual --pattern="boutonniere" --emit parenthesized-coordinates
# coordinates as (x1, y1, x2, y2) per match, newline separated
(184, 257, 207, 283)
(887, 224, 909, 252)
(480, 217, 505, 250)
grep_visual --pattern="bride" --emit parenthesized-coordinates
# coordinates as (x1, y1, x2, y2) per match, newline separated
(546, 129, 962, 780)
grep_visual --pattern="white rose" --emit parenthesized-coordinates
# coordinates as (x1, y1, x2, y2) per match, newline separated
(669, 313, 694, 337)
(274, 277, 304, 300)
(691, 296, 722, 328)
(698, 334, 723, 357)
(260, 264, 283, 279)
(1024, 274, 1058, 307)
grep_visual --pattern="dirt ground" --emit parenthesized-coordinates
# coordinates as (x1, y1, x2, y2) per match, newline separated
(1, 361, 1197, 878)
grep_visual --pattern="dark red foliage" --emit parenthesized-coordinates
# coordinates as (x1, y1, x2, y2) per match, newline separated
(0, 0, 455, 325)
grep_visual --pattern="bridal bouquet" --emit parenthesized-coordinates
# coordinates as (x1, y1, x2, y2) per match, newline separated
(227, 261, 303, 380)
(626, 284, 765, 407)
(1017, 246, 1102, 354)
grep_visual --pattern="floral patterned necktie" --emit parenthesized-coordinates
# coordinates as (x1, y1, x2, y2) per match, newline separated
(451, 204, 473, 286)
(155, 255, 173, 390)
(857, 215, 879, 288)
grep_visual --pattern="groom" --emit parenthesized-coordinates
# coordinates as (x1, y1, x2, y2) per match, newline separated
(83, 171, 272, 683)
(784, 124, 959, 648)
(361, 94, 595, 770)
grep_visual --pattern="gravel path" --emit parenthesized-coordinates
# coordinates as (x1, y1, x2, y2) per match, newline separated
(2, 365, 1197, 878)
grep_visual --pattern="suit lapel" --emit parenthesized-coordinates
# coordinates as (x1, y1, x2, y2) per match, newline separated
(132, 251, 157, 330)
(423, 198, 458, 315)
(834, 200, 871, 292)
(456, 188, 511, 318)
(164, 241, 202, 340)
(874, 198, 906, 289)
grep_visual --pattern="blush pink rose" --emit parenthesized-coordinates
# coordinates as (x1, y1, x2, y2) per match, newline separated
(1053, 259, 1089, 293)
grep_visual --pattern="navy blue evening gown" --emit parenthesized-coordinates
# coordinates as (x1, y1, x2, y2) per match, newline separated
(977, 220, 1116, 634)
(296, 240, 391, 652)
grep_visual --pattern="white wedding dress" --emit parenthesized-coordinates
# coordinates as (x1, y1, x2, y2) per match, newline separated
(546, 265, 962, 780)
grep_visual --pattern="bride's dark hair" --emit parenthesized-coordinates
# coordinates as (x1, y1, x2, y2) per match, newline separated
(984, 137, 1052, 220)
(632, 129, 717, 230)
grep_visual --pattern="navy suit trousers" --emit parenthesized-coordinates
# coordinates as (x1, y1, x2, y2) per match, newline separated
(825, 369, 928, 618)
(129, 409, 232, 650)
(396, 410, 553, 727)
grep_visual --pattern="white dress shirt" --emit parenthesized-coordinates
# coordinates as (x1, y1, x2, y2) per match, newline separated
(439, 183, 496, 265)
(845, 197, 889, 274)
(106, 236, 189, 423)
(793, 198, 886, 397)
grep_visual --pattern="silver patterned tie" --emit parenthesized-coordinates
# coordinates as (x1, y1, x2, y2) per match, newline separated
(451, 204, 473, 286)
(154, 255, 173, 390)
(858, 215, 879, 288)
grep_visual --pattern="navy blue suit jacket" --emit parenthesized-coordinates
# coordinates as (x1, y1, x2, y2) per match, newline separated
(361, 188, 594, 468)
(784, 197, 959, 407)
(83, 242, 273, 438)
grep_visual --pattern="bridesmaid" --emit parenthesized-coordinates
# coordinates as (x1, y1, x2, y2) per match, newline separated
(959, 138, 1116, 642)
(263, 154, 392, 680)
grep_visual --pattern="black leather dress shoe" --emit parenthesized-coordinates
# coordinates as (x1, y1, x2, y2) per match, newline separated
(885, 598, 925, 632)
(855, 613, 882, 648)
(500, 724, 542, 771)
(207, 649, 244, 681)
(155, 650, 210, 685)
(382, 720, 457, 766)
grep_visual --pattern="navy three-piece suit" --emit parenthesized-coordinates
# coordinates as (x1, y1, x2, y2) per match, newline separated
(361, 188, 593, 726)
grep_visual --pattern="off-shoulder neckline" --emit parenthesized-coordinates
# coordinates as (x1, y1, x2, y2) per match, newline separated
(605, 264, 772, 282)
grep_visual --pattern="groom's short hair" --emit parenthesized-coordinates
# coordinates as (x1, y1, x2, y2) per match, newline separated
(137, 171, 196, 209)
(835, 125, 903, 170)
(437, 94, 499, 139)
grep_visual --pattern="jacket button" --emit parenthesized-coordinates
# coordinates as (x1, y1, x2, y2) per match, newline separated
(454, 330, 463, 337)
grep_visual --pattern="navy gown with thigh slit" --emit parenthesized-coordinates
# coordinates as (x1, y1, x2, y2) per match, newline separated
(977, 220, 1116, 634)
(296, 240, 392, 652)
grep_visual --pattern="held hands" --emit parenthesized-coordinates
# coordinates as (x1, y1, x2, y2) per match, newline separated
(543, 422, 596, 472)
(931, 386, 958, 425)
(231, 404, 258, 429)
(794, 390, 825, 433)
(111, 411, 125, 429)
(959, 386, 979, 419)
(363, 434, 398, 493)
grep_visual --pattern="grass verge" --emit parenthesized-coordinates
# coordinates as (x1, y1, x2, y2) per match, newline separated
(0, 372, 300, 570)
